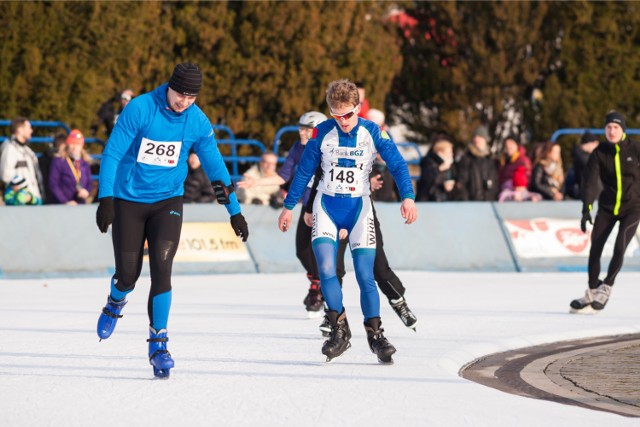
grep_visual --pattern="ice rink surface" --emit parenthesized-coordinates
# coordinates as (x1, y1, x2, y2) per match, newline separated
(1, 271, 639, 427)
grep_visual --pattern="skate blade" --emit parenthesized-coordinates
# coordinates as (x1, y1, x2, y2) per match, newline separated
(307, 310, 324, 319)
(569, 306, 598, 315)
(323, 342, 351, 362)
(378, 357, 394, 365)
(153, 368, 171, 379)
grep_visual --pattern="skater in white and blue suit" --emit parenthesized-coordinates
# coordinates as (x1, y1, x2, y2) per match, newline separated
(94, 63, 249, 378)
(278, 79, 417, 363)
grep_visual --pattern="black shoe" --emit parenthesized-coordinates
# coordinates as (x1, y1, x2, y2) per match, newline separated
(322, 309, 351, 361)
(364, 317, 396, 364)
(303, 276, 324, 315)
(390, 297, 417, 330)
(319, 315, 331, 337)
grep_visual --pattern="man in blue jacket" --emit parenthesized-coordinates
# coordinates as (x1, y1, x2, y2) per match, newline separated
(94, 63, 249, 378)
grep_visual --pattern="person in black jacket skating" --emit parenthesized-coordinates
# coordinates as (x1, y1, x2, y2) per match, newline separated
(571, 112, 640, 313)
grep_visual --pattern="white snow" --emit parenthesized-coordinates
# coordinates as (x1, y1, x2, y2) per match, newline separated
(1, 271, 639, 427)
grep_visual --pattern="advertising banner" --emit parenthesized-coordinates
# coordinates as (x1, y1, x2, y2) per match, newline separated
(145, 222, 250, 263)
(504, 218, 639, 259)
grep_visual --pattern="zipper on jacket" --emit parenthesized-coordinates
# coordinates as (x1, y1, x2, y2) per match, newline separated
(614, 144, 622, 215)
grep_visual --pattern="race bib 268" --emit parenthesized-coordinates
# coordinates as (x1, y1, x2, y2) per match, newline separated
(137, 137, 182, 167)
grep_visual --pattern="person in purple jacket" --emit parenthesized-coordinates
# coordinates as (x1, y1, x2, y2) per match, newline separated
(48, 129, 93, 205)
(238, 111, 328, 317)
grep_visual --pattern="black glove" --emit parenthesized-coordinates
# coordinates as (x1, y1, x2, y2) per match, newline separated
(230, 213, 249, 242)
(580, 210, 592, 233)
(96, 197, 114, 233)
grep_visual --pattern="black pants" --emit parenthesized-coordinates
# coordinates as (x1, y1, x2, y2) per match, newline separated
(336, 203, 406, 301)
(588, 209, 640, 288)
(112, 196, 183, 324)
(296, 207, 319, 281)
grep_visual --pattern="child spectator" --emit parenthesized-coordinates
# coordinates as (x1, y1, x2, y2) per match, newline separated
(4, 175, 42, 205)
(48, 129, 93, 205)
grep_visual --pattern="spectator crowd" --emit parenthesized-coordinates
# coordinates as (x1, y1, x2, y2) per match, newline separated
(0, 85, 605, 207)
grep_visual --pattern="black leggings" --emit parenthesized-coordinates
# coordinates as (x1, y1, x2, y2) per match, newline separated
(588, 209, 640, 288)
(295, 207, 319, 280)
(112, 196, 183, 323)
(336, 203, 406, 301)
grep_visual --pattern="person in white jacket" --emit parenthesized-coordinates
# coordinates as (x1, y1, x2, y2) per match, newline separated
(0, 117, 44, 201)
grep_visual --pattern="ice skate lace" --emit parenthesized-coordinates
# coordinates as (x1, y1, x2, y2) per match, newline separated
(393, 300, 415, 320)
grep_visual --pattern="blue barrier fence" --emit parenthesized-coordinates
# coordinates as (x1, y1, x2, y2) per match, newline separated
(2, 119, 426, 183)
(550, 128, 640, 142)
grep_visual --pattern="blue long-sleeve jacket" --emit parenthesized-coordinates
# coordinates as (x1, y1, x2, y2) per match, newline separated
(98, 83, 240, 215)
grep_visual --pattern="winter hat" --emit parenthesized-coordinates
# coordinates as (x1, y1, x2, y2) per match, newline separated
(473, 125, 490, 141)
(580, 131, 599, 145)
(66, 129, 85, 145)
(168, 63, 202, 96)
(604, 111, 626, 131)
(10, 175, 27, 190)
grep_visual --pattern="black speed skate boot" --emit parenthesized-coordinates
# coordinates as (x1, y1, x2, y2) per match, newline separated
(148, 327, 174, 379)
(390, 297, 418, 331)
(303, 274, 324, 318)
(322, 309, 351, 362)
(364, 317, 396, 364)
(97, 295, 127, 340)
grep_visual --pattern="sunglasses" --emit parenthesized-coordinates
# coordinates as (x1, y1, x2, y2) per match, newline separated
(330, 105, 359, 121)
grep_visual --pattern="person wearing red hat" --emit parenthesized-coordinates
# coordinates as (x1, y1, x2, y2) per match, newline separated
(48, 129, 93, 205)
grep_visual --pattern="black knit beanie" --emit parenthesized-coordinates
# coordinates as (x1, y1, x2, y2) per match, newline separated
(168, 63, 202, 96)
(604, 111, 626, 131)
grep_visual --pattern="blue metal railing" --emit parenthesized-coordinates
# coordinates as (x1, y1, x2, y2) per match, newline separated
(1, 119, 423, 183)
(550, 128, 640, 142)
(272, 125, 300, 156)
(217, 139, 267, 182)
(212, 124, 236, 140)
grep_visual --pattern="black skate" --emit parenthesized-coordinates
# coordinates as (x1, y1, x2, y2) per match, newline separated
(322, 309, 351, 362)
(319, 315, 331, 337)
(364, 317, 396, 364)
(390, 297, 418, 331)
(303, 275, 324, 318)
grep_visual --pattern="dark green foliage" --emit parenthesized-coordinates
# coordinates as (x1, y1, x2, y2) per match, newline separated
(0, 0, 401, 146)
(2, 0, 640, 161)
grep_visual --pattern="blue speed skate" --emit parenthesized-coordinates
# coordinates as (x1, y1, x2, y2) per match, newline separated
(97, 295, 127, 340)
(148, 327, 174, 379)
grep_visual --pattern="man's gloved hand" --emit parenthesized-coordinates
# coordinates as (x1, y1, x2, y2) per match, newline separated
(96, 197, 114, 233)
(230, 213, 249, 242)
(580, 210, 592, 233)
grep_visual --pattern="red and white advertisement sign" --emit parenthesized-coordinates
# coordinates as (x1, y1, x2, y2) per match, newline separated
(504, 218, 639, 259)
